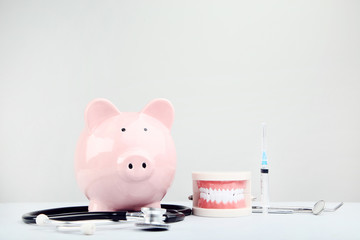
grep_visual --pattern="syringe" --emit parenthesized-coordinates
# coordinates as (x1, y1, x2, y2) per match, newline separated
(260, 122, 269, 215)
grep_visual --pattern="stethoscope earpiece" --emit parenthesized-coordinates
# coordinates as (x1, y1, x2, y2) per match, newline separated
(35, 214, 50, 226)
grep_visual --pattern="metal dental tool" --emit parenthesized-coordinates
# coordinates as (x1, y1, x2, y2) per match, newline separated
(252, 200, 344, 215)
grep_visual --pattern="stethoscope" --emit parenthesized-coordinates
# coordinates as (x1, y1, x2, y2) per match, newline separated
(23, 204, 192, 235)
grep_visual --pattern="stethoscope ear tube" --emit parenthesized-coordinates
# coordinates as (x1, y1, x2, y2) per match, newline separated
(163, 210, 185, 223)
(161, 204, 192, 223)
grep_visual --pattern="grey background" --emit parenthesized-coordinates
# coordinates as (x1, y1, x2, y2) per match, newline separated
(0, 0, 359, 203)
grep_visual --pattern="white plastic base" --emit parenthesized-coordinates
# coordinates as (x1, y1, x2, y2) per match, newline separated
(192, 207, 251, 217)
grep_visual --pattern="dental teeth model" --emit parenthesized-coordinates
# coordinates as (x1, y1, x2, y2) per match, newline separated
(192, 172, 251, 217)
(199, 188, 245, 204)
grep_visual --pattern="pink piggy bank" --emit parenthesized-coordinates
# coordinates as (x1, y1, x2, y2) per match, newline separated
(75, 98, 176, 211)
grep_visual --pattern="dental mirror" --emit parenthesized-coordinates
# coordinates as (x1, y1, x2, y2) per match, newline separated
(312, 200, 325, 215)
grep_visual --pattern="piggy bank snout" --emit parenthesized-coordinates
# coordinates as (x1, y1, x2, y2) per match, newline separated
(119, 155, 153, 182)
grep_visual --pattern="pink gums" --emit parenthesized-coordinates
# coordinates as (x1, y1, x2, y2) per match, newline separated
(196, 180, 247, 209)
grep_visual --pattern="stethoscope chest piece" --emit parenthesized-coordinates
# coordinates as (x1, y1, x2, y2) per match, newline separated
(135, 208, 169, 231)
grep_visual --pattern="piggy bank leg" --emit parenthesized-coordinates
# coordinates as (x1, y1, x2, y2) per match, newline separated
(144, 201, 161, 209)
(89, 199, 113, 212)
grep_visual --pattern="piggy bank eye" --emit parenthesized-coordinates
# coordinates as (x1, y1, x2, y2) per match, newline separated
(144, 128, 148, 131)
(121, 128, 126, 132)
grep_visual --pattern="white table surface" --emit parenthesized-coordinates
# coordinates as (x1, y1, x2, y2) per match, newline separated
(0, 201, 358, 240)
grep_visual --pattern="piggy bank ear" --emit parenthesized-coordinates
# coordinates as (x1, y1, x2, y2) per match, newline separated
(141, 99, 174, 130)
(85, 99, 120, 132)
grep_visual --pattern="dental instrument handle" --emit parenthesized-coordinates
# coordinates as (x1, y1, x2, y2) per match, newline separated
(252, 209, 294, 214)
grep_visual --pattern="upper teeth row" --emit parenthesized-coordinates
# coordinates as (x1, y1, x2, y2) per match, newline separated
(199, 188, 244, 204)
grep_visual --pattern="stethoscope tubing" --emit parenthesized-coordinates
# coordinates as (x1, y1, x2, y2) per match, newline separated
(22, 204, 191, 224)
